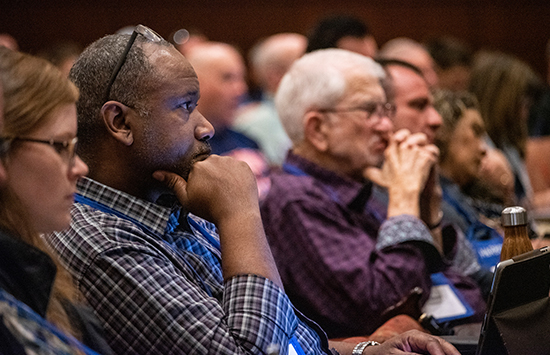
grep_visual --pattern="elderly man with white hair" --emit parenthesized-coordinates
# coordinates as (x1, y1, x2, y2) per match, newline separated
(261, 48, 486, 339)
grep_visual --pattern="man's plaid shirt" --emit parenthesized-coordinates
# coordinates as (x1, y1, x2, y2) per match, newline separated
(45, 177, 332, 355)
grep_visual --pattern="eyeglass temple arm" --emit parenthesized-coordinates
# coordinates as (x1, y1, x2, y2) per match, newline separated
(104, 31, 139, 102)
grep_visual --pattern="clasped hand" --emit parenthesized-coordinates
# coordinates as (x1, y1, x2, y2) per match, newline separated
(365, 129, 440, 220)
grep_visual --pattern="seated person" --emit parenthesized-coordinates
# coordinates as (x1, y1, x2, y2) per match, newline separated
(234, 33, 306, 166)
(424, 36, 473, 93)
(44, 26, 459, 355)
(374, 59, 492, 301)
(0, 47, 111, 354)
(185, 41, 271, 199)
(261, 48, 486, 339)
(184, 41, 259, 155)
(306, 14, 378, 57)
(433, 89, 504, 296)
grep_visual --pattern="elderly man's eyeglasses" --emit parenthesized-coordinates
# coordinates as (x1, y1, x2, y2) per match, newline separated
(319, 102, 396, 121)
(11, 137, 79, 167)
(104, 24, 163, 102)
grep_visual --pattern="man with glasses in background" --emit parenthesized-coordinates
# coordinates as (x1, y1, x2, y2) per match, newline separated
(45, 26, 459, 355)
(261, 48, 485, 340)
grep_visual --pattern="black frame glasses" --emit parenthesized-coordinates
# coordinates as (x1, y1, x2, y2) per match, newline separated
(104, 24, 164, 102)
(318, 101, 396, 121)
(13, 137, 79, 167)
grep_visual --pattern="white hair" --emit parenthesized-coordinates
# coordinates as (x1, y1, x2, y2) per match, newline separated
(275, 48, 385, 144)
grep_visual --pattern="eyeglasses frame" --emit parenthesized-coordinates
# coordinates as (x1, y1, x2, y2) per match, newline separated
(8, 136, 79, 168)
(317, 101, 396, 121)
(104, 24, 163, 102)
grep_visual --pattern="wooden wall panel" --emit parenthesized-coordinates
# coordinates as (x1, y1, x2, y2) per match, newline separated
(1, 0, 549, 77)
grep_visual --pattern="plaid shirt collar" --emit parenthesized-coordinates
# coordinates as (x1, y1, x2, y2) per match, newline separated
(76, 177, 181, 238)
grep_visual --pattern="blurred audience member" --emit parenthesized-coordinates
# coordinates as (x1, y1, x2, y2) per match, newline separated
(37, 41, 83, 77)
(377, 59, 442, 143)
(234, 33, 306, 166)
(0, 47, 111, 354)
(434, 89, 502, 297)
(376, 59, 490, 299)
(469, 50, 550, 208)
(425, 36, 473, 92)
(306, 14, 377, 57)
(0, 33, 18, 51)
(378, 38, 439, 89)
(186, 41, 271, 198)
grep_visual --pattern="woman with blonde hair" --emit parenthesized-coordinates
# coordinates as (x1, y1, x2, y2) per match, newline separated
(0, 47, 111, 354)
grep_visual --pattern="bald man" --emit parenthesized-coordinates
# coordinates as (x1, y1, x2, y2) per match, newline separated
(186, 42, 271, 198)
(234, 33, 306, 165)
(378, 37, 439, 89)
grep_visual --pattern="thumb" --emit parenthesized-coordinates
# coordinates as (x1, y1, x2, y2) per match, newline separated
(364, 166, 385, 187)
(153, 170, 189, 207)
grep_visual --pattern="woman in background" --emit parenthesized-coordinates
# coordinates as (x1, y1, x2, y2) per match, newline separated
(434, 90, 503, 298)
(469, 50, 550, 209)
(0, 47, 111, 354)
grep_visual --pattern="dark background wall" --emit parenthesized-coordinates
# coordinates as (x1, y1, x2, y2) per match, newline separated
(2, 0, 550, 78)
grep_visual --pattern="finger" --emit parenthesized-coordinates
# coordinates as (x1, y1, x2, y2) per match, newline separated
(392, 128, 411, 143)
(404, 132, 429, 147)
(406, 333, 460, 355)
(422, 144, 440, 160)
(153, 170, 189, 207)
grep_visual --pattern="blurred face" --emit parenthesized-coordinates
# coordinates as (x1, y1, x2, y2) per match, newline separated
(443, 109, 487, 186)
(131, 45, 214, 183)
(323, 73, 393, 181)
(387, 65, 442, 143)
(5, 103, 89, 233)
(192, 46, 247, 128)
(437, 65, 471, 92)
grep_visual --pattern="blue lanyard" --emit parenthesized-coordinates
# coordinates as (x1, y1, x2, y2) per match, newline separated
(74, 194, 219, 297)
(75, 193, 306, 353)
(442, 189, 478, 226)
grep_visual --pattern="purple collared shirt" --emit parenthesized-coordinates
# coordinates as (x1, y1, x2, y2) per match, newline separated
(261, 152, 485, 338)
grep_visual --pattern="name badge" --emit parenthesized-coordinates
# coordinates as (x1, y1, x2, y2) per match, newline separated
(422, 272, 475, 323)
(289, 336, 306, 355)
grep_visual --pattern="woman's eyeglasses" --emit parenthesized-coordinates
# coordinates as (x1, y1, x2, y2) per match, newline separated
(104, 24, 164, 102)
(10, 137, 78, 167)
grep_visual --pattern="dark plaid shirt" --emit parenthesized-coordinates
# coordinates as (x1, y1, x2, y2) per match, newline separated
(46, 177, 332, 355)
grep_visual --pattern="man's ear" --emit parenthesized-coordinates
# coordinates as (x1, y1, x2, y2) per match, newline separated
(303, 111, 330, 152)
(100, 101, 134, 146)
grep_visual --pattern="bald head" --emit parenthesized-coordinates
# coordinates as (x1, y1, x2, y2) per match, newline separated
(379, 37, 438, 88)
(250, 33, 307, 94)
(186, 42, 247, 128)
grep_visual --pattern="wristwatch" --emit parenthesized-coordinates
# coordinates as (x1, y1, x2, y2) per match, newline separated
(352, 341, 380, 355)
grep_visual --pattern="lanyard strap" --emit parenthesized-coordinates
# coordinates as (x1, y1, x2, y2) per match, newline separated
(74, 194, 219, 296)
(75, 194, 307, 354)
(442, 189, 478, 225)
